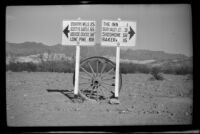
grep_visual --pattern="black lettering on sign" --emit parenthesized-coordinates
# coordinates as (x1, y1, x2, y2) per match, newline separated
(102, 37, 117, 42)
(124, 28, 128, 32)
(70, 27, 80, 31)
(102, 27, 109, 31)
(90, 27, 95, 31)
(109, 28, 117, 32)
(104, 22, 110, 26)
(70, 37, 78, 41)
(81, 27, 89, 31)
(71, 22, 82, 26)
(112, 22, 118, 27)
(102, 32, 120, 37)
(90, 33, 94, 37)
(70, 32, 79, 36)
(90, 22, 95, 26)
(123, 38, 127, 43)
(123, 33, 128, 37)
(79, 37, 86, 41)
(80, 32, 89, 36)
(82, 22, 89, 26)
(89, 38, 94, 42)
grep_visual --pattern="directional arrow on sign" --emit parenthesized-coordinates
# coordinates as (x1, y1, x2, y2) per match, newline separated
(63, 25, 70, 38)
(128, 26, 135, 40)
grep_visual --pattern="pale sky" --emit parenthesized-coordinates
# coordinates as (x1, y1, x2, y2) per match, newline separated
(6, 4, 192, 56)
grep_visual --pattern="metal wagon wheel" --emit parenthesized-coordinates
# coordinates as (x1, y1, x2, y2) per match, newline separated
(73, 56, 122, 101)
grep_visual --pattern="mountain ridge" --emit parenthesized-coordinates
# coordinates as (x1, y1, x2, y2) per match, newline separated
(6, 41, 190, 61)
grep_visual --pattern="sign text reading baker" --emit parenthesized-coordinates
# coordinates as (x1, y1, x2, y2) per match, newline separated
(62, 20, 96, 46)
(101, 20, 136, 46)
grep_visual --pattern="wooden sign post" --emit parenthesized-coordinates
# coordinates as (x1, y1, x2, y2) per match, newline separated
(101, 19, 137, 99)
(62, 18, 96, 95)
(74, 41, 80, 95)
(115, 42, 120, 98)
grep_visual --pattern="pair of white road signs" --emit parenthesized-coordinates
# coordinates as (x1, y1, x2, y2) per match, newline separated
(62, 19, 137, 98)
(62, 20, 136, 46)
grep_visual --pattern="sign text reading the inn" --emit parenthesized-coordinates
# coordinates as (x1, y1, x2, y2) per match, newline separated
(62, 20, 96, 46)
(101, 20, 136, 46)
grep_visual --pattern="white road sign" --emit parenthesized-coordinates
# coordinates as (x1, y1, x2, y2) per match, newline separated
(101, 20, 136, 46)
(62, 20, 96, 46)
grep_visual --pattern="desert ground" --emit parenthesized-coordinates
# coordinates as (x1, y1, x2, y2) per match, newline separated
(6, 72, 193, 126)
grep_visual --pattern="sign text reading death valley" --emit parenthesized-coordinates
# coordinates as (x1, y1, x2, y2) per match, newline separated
(62, 20, 96, 46)
(101, 20, 136, 46)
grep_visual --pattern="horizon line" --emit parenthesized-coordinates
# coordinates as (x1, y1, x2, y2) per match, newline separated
(6, 40, 192, 57)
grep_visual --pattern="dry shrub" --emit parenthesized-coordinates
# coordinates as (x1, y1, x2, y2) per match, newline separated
(185, 74, 193, 80)
(150, 67, 164, 80)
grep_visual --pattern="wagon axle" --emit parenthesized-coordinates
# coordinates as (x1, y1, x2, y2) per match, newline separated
(91, 79, 100, 87)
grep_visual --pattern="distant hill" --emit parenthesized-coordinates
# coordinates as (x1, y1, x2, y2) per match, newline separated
(6, 42, 75, 57)
(6, 41, 190, 61)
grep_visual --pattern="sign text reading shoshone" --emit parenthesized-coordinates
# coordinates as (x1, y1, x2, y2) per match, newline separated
(62, 20, 96, 45)
(101, 20, 136, 46)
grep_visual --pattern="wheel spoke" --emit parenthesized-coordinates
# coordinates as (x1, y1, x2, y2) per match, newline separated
(101, 84, 109, 91)
(96, 60, 99, 77)
(101, 68, 114, 78)
(80, 75, 91, 80)
(99, 87, 106, 98)
(81, 84, 92, 92)
(107, 67, 115, 74)
(100, 84, 113, 96)
(87, 62, 95, 76)
(96, 87, 100, 99)
(101, 76, 115, 81)
(79, 81, 92, 85)
(80, 66, 93, 78)
(79, 79, 89, 83)
(101, 81, 114, 87)
(88, 87, 96, 98)
(100, 62, 107, 76)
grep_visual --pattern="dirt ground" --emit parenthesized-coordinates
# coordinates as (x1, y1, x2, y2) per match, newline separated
(6, 72, 193, 126)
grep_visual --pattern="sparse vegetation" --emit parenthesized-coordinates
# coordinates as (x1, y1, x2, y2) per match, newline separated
(6, 61, 74, 73)
(162, 65, 193, 75)
(185, 74, 193, 80)
(6, 61, 192, 75)
(150, 67, 164, 80)
(120, 63, 151, 74)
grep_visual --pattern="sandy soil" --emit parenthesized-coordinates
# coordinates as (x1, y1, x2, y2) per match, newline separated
(6, 72, 193, 126)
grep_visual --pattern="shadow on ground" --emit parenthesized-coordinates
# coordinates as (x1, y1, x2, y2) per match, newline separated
(46, 89, 85, 103)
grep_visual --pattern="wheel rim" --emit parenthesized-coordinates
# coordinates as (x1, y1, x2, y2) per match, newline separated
(73, 56, 122, 101)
